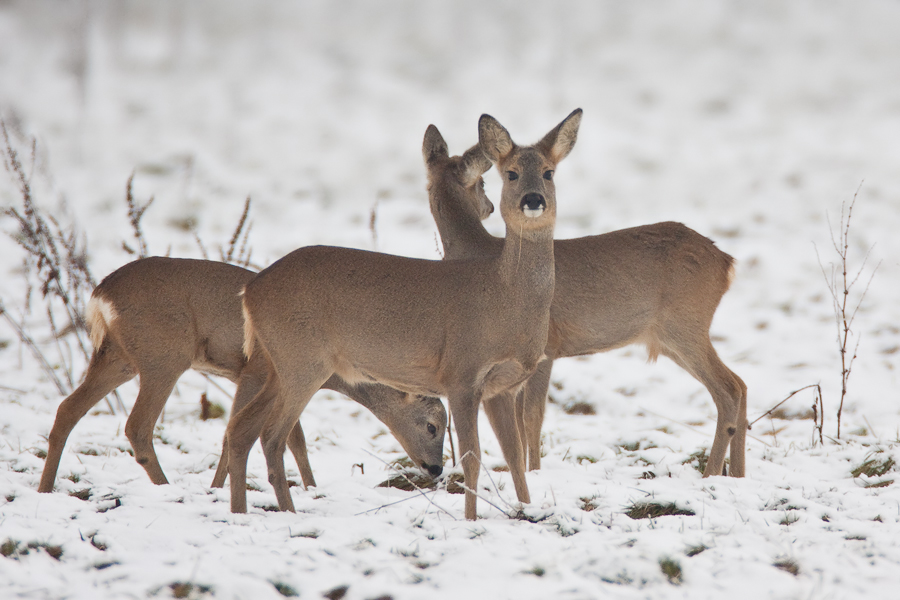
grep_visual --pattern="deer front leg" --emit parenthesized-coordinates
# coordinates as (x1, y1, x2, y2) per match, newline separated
(448, 392, 482, 520)
(483, 389, 530, 505)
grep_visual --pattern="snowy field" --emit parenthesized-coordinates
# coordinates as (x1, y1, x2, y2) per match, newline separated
(2, 1, 900, 598)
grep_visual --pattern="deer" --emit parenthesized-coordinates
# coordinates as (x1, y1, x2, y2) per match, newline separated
(225, 109, 582, 519)
(429, 134, 747, 479)
(37, 256, 448, 494)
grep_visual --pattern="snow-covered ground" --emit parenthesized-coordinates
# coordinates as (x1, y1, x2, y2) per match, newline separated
(2, 1, 900, 598)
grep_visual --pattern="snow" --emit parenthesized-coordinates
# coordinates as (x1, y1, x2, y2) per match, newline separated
(2, 0, 900, 598)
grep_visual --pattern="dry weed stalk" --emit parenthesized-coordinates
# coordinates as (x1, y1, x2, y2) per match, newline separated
(219, 196, 254, 268)
(0, 120, 125, 411)
(122, 173, 153, 258)
(816, 184, 879, 439)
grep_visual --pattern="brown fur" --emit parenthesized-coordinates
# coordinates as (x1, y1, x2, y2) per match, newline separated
(226, 110, 583, 519)
(430, 147, 747, 478)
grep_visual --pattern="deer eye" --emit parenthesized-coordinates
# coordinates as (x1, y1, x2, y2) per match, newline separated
(507, 171, 519, 181)
(427, 423, 437, 436)
(543, 170, 554, 181)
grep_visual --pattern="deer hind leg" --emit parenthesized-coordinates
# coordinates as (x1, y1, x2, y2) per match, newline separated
(483, 389, 530, 506)
(662, 333, 747, 478)
(521, 358, 553, 471)
(259, 370, 328, 513)
(447, 390, 483, 520)
(227, 371, 279, 513)
(38, 344, 136, 493)
(124, 363, 186, 485)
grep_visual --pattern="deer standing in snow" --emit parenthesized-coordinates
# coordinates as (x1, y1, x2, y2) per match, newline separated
(37, 257, 447, 494)
(429, 129, 746, 478)
(226, 110, 582, 519)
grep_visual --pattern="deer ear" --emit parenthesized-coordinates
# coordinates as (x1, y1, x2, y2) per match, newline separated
(537, 108, 583, 163)
(478, 114, 514, 164)
(460, 143, 493, 186)
(423, 125, 449, 164)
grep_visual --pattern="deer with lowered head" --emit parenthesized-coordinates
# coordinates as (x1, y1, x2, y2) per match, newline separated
(37, 257, 447, 494)
(429, 129, 747, 478)
(226, 109, 582, 519)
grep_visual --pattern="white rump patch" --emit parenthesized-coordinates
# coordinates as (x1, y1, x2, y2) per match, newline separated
(86, 295, 118, 349)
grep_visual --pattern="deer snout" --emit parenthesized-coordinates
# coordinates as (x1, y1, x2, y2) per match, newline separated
(520, 193, 546, 218)
(423, 462, 443, 477)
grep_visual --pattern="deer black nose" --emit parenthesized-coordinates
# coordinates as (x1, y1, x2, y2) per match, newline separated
(423, 463, 443, 478)
(520, 193, 546, 217)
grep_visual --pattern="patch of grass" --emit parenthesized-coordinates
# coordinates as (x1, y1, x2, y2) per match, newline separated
(290, 529, 321, 539)
(600, 570, 634, 586)
(88, 534, 108, 552)
(780, 512, 801, 526)
(4, 494, 14, 503)
(639, 471, 657, 480)
(94, 561, 119, 570)
(29, 542, 63, 561)
(392, 547, 419, 559)
(170, 582, 212, 598)
(69, 488, 91, 501)
(659, 557, 683, 585)
(525, 565, 546, 577)
(271, 582, 299, 597)
(685, 544, 708, 557)
(323, 585, 349, 600)
(33, 448, 47, 459)
(863, 479, 893, 489)
(576, 455, 597, 465)
(65, 473, 80, 483)
(77, 447, 99, 456)
(1, 538, 20, 558)
(682, 449, 709, 474)
(563, 401, 596, 415)
(617, 441, 641, 452)
(377, 471, 438, 492)
(199, 394, 226, 420)
(773, 558, 800, 576)
(579, 496, 599, 512)
(625, 502, 695, 520)
(851, 456, 895, 478)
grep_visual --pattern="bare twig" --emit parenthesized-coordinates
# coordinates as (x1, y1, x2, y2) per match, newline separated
(750, 384, 824, 446)
(815, 184, 880, 439)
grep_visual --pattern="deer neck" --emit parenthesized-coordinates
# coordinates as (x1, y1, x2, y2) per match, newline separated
(433, 189, 500, 260)
(498, 224, 555, 298)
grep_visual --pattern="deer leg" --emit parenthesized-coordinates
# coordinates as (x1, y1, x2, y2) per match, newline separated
(213, 359, 316, 490)
(212, 358, 266, 489)
(227, 373, 280, 513)
(124, 366, 184, 485)
(663, 337, 746, 478)
(286, 423, 315, 489)
(521, 358, 553, 471)
(38, 346, 135, 493)
(728, 375, 749, 477)
(447, 391, 481, 520)
(259, 374, 324, 512)
(483, 389, 530, 505)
